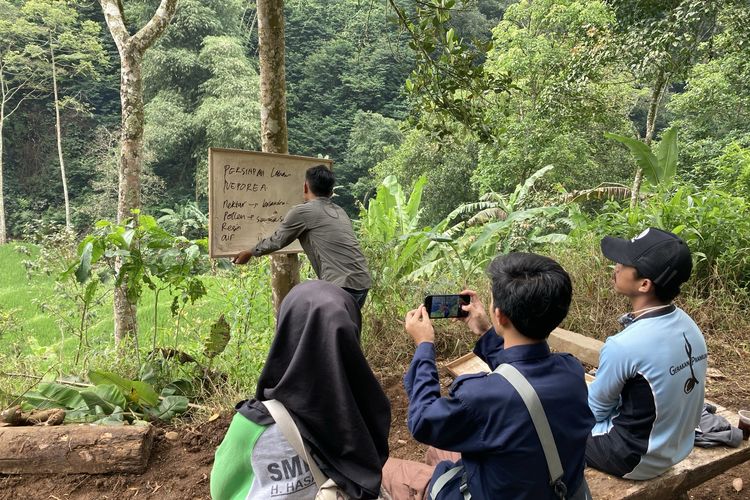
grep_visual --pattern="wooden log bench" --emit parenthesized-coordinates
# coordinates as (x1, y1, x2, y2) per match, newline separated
(585, 411, 750, 499)
(446, 327, 750, 499)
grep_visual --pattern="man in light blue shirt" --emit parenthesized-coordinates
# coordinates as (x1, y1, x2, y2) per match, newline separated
(586, 228, 707, 480)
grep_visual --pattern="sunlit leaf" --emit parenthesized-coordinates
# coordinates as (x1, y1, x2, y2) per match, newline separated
(605, 132, 660, 185)
(656, 127, 678, 184)
(204, 314, 231, 359)
(147, 396, 189, 421)
(75, 242, 93, 283)
(23, 383, 86, 411)
(80, 384, 127, 414)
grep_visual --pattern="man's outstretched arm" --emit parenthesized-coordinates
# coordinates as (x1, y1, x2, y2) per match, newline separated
(233, 207, 306, 264)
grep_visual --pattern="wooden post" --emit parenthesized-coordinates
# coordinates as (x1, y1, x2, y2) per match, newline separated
(257, 0, 299, 313)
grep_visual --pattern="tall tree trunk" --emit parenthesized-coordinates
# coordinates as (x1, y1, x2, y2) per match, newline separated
(630, 72, 668, 209)
(50, 40, 71, 230)
(0, 68, 7, 245)
(112, 50, 145, 344)
(0, 106, 5, 245)
(0, 62, 38, 245)
(100, 0, 178, 345)
(257, 0, 299, 314)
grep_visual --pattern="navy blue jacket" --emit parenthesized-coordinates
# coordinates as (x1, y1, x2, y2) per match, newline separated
(404, 329, 594, 499)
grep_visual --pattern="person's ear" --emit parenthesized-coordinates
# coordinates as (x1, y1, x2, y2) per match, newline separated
(638, 278, 654, 294)
(493, 306, 511, 327)
(303, 182, 309, 194)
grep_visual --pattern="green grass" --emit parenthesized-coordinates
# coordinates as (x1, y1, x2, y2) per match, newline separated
(0, 243, 218, 355)
(0, 242, 278, 410)
(0, 244, 59, 344)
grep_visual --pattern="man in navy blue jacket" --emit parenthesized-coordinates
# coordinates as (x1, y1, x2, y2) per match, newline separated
(403, 253, 594, 499)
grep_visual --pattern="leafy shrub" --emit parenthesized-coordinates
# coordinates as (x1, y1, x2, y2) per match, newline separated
(157, 201, 208, 240)
(714, 141, 750, 200)
(20, 369, 188, 424)
(72, 212, 211, 370)
(579, 184, 750, 289)
(0, 306, 19, 340)
(407, 165, 571, 284)
(358, 175, 431, 316)
(211, 259, 275, 391)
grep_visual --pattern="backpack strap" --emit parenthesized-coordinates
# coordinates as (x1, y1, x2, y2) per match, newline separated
(429, 465, 471, 500)
(261, 399, 328, 489)
(493, 363, 567, 499)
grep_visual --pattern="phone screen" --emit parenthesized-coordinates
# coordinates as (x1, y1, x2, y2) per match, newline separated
(425, 294, 470, 319)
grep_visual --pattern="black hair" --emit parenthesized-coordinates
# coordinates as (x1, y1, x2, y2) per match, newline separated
(635, 270, 681, 303)
(305, 165, 335, 197)
(488, 252, 572, 340)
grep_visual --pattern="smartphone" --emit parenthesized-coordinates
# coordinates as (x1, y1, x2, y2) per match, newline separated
(424, 294, 470, 319)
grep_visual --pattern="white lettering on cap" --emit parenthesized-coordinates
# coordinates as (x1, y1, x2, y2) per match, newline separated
(631, 228, 651, 242)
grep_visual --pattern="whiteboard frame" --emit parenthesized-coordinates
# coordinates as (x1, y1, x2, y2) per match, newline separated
(208, 148, 333, 258)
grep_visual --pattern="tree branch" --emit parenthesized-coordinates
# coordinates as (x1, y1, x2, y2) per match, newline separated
(99, 0, 129, 54)
(131, 0, 179, 55)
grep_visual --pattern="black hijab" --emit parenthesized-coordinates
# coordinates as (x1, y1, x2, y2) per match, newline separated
(237, 280, 391, 500)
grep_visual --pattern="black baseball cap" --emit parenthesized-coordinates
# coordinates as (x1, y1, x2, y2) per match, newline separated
(601, 228, 693, 288)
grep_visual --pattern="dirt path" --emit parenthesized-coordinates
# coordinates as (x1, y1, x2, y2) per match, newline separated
(2, 362, 749, 499)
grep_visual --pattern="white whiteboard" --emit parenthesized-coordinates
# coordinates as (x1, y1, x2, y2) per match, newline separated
(208, 148, 333, 258)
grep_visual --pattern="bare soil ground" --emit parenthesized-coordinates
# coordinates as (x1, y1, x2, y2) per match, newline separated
(1, 356, 749, 499)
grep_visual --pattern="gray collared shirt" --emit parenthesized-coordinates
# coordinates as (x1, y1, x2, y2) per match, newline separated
(252, 198, 372, 290)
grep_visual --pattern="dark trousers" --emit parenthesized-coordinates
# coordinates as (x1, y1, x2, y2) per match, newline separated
(342, 287, 369, 309)
(585, 433, 636, 478)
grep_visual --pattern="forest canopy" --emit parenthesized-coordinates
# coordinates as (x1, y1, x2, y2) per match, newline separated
(1, 0, 747, 237)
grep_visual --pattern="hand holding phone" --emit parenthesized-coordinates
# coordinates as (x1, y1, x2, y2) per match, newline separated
(405, 305, 434, 345)
(457, 289, 493, 336)
(424, 294, 471, 319)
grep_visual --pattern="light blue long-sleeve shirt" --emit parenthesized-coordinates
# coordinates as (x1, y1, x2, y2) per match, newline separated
(588, 307, 707, 479)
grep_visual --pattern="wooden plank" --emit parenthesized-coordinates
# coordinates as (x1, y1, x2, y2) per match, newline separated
(0, 424, 155, 474)
(548, 327, 603, 367)
(444, 327, 604, 378)
(586, 403, 750, 499)
(445, 352, 490, 377)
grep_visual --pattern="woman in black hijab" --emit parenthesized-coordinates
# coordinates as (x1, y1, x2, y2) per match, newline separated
(211, 280, 391, 500)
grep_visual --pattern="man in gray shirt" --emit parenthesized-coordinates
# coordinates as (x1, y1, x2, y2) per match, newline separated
(233, 165, 372, 308)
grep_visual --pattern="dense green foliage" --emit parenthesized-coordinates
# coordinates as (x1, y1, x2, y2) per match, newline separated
(1, 0, 750, 415)
(3, 0, 747, 231)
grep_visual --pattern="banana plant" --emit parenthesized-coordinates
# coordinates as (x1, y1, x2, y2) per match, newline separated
(358, 175, 430, 280)
(408, 165, 568, 280)
(605, 127, 678, 188)
(357, 175, 433, 317)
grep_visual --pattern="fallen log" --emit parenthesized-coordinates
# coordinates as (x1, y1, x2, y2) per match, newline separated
(0, 424, 155, 474)
(1, 406, 65, 426)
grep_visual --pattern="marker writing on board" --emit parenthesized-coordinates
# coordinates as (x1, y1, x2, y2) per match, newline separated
(262, 199, 286, 208)
(223, 200, 246, 209)
(223, 211, 246, 221)
(223, 180, 268, 193)
(224, 164, 265, 177)
(257, 215, 284, 223)
(270, 168, 290, 177)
